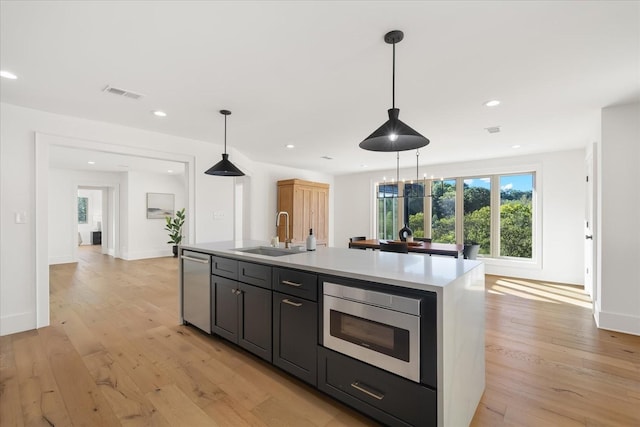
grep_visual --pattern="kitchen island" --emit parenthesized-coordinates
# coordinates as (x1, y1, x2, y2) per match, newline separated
(179, 241, 485, 427)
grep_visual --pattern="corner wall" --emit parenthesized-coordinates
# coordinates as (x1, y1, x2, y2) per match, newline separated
(597, 102, 640, 335)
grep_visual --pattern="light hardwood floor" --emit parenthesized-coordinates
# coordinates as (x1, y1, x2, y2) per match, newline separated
(1, 246, 638, 426)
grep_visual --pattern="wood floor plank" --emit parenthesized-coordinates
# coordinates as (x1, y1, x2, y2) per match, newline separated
(145, 384, 217, 426)
(12, 333, 72, 426)
(37, 323, 122, 426)
(0, 335, 25, 427)
(83, 350, 173, 426)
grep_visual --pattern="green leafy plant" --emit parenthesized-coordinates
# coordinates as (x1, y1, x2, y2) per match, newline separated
(165, 208, 186, 245)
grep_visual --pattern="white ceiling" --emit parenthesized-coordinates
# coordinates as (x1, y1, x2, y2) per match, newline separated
(1, 1, 638, 175)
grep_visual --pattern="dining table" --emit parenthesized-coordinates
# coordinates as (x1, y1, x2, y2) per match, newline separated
(348, 239, 464, 258)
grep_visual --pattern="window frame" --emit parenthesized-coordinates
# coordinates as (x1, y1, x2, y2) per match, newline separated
(373, 166, 541, 269)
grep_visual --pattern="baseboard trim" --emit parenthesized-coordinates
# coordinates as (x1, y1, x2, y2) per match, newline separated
(121, 248, 173, 261)
(0, 312, 36, 336)
(594, 309, 640, 336)
(49, 255, 76, 265)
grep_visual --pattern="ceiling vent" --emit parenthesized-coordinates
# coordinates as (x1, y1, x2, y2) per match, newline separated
(485, 126, 501, 134)
(102, 85, 144, 100)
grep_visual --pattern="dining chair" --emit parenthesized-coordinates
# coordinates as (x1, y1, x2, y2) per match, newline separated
(349, 236, 367, 249)
(380, 241, 409, 254)
(463, 243, 480, 260)
(414, 237, 432, 242)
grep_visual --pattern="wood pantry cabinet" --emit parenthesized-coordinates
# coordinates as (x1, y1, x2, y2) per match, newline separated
(277, 179, 329, 246)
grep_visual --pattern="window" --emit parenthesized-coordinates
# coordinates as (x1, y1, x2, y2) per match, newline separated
(404, 182, 425, 238)
(375, 172, 535, 260)
(431, 179, 456, 243)
(463, 177, 491, 255)
(377, 184, 399, 240)
(499, 174, 533, 258)
(78, 197, 88, 224)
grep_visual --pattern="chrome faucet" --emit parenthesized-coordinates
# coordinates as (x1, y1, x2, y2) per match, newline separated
(276, 211, 291, 248)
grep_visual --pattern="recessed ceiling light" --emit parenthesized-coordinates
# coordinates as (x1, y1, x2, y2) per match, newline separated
(484, 100, 500, 107)
(360, 164, 368, 168)
(88, 161, 95, 165)
(485, 126, 501, 134)
(0, 70, 18, 80)
(153, 110, 167, 117)
(512, 144, 521, 149)
(285, 144, 295, 149)
(168, 169, 173, 173)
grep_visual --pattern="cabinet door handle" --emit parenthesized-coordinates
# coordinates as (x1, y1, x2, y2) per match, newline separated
(281, 280, 302, 287)
(282, 299, 302, 307)
(181, 255, 210, 264)
(350, 381, 385, 401)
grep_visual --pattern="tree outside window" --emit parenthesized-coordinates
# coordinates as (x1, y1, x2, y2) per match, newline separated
(499, 174, 533, 258)
(463, 178, 491, 255)
(78, 197, 88, 224)
(431, 179, 456, 243)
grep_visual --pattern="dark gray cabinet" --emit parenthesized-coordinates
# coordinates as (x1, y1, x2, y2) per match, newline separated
(212, 276, 239, 342)
(318, 347, 436, 427)
(272, 266, 318, 386)
(211, 259, 272, 362)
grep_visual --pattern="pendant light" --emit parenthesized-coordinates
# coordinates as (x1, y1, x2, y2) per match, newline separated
(360, 30, 430, 152)
(204, 109, 245, 176)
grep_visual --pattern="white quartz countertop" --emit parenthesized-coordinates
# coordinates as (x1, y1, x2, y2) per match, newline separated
(181, 240, 482, 292)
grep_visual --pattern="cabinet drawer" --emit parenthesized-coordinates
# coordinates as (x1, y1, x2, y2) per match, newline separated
(238, 261, 272, 289)
(273, 268, 317, 301)
(318, 347, 436, 427)
(211, 256, 238, 280)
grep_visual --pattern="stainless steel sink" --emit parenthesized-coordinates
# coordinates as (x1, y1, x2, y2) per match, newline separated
(234, 246, 304, 257)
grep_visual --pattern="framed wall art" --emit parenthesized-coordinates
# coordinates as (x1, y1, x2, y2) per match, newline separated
(147, 193, 174, 219)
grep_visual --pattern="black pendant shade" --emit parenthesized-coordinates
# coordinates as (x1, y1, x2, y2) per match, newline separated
(204, 109, 245, 177)
(359, 108, 429, 152)
(360, 30, 429, 152)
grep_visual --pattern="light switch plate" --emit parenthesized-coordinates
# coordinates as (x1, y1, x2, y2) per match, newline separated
(15, 211, 27, 224)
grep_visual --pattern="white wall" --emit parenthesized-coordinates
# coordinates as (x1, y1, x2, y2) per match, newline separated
(597, 102, 640, 335)
(124, 171, 186, 259)
(334, 149, 586, 285)
(0, 102, 334, 336)
(242, 161, 334, 245)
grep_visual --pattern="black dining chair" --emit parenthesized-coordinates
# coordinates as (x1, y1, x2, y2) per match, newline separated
(380, 241, 409, 254)
(349, 236, 367, 249)
(463, 243, 480, 260)
(414, 237, 432, 243)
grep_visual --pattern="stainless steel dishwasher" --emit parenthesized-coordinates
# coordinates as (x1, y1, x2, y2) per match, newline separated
(181, 250, 211, 333)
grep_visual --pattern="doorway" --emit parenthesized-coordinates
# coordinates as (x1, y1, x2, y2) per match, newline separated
(36, 132, 196, 329)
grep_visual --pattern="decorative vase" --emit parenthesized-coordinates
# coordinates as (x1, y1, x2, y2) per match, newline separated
(399, 224, 413, 242)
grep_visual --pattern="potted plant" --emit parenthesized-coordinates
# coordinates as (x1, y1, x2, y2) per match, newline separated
(165, 208, 185, 257)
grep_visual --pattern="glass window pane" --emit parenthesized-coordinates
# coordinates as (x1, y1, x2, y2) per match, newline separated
(500, 174, 533, 258)
(78, 197, 88, 224)
(377, 184, 399, 240)
(431, 179, 456, 243)
(404, 182, 425, 238)
(463, 178, 491, 255)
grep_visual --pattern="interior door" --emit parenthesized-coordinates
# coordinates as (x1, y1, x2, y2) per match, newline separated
(584, 149, 596, 301)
